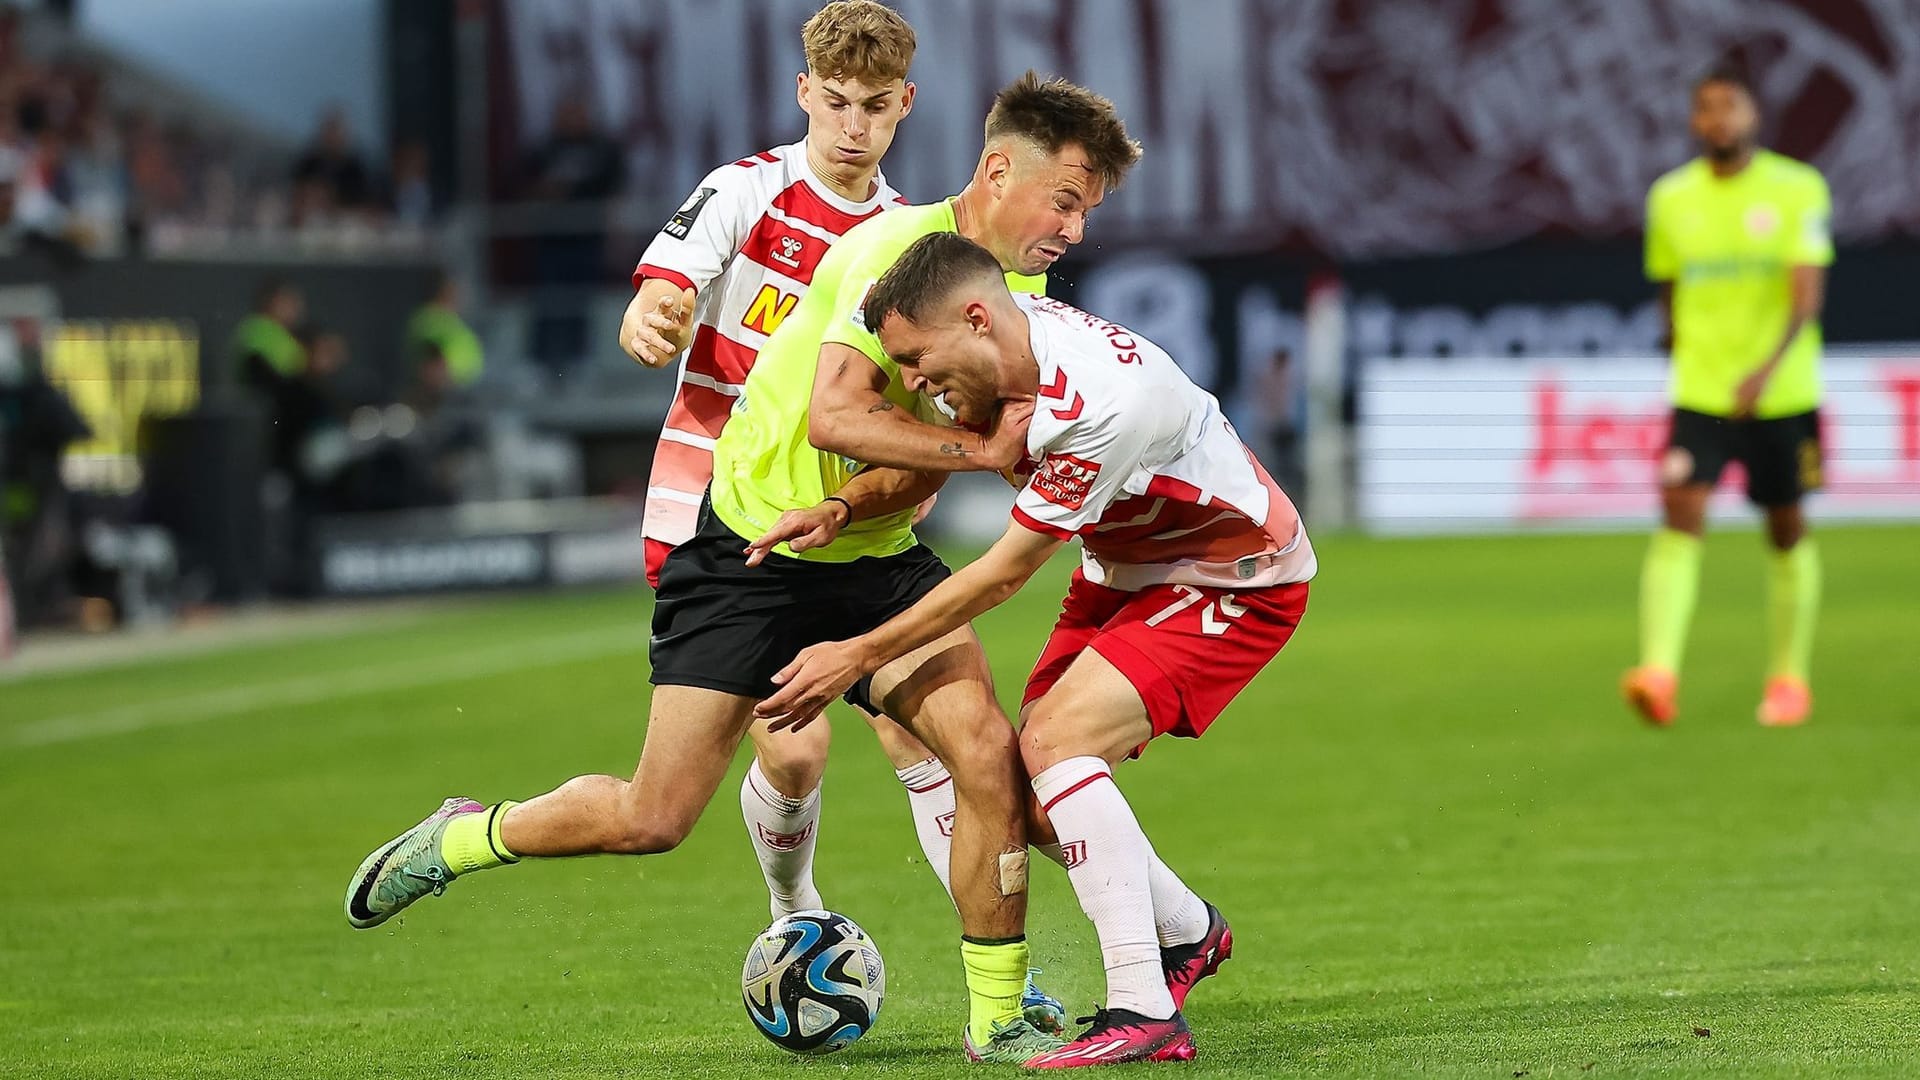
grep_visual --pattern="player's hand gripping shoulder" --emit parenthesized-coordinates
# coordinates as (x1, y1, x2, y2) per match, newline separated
(620, 281, 698, 368)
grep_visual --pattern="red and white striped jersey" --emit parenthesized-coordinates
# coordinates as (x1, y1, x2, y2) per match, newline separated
(1009, 294, 1318, 592)
(633, 140, 906, 584)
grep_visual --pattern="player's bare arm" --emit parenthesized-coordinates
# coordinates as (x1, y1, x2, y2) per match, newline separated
(1733, 265, 1827, 416)
(756, 520, 1061, 730)
(621, 278, 699, 367)
(808, 342, 1033, 471)
(743, 464, 946, 566)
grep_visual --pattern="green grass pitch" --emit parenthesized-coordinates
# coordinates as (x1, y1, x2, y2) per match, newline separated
(3, 527, 1918, 1079)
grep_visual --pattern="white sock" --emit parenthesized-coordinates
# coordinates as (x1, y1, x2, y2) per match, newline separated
(740, 760, 823, 919)
(1149, 858, 1209, 948)
(1033, 756, 1177, 1019)
(894, 756, 957, 906)
(1037, 840, 1208, 948)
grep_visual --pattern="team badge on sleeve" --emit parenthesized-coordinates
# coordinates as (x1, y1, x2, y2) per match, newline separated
(850, 280, 877, 332)
(664, 187, 718, 240)
(1031, 453, 1101, 511)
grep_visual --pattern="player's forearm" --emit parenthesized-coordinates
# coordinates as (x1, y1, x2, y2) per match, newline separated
(1759, 267, 1827, 371)
(833, 466, 946, 521)
(1758, 313, 1813, 372)
(852, 554, 1035, 676)
(810, 397, 996, 472)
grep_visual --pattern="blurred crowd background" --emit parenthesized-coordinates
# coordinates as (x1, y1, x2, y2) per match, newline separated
(2, 0, 1917, 643)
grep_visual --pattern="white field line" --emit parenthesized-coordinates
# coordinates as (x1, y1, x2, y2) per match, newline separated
(6, 627, 644, 748)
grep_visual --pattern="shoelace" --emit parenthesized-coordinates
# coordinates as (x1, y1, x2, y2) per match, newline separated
(1163, 953, 1197, 986)
(402, 865, 448, 894)
(1073, 1008, 1116, 1035)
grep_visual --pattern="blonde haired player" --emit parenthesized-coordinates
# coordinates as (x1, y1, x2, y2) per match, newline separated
(1623, 61, 1831, 728)
(348, 0, 1034, 998)
(606, 0, 975, 927)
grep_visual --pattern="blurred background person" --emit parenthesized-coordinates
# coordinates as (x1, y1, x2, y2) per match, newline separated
(230, 278, 307, 400)
(1623, 61, 1832, 731)
(522, 92, 625, 372)
(291, 106, 373, 222)
(403, 269, 483, 413)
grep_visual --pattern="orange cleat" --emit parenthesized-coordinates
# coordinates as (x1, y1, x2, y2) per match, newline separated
(1621, 667, 1679, 727)
(1757, 676, 1812, 727)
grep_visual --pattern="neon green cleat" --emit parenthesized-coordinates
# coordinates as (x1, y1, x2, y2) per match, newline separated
(962, 1016, 1066, 1064)
(345, 797, 484, 929)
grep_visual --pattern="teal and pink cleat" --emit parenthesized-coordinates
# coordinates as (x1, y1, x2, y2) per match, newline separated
(345, 797, 484, 929)
(1022, 968, 1068, 1035)
(963, 1016, 1067, 1064)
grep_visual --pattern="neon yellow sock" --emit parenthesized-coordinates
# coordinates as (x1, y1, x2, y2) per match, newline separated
(441, 801, 520, 875)
(1639, 528, 1702, 673)
(1766, 539, 1821, 682)
(960, 936, 1030, 1044)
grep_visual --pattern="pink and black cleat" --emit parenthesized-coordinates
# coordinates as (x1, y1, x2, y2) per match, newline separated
(1162, 901, 1233, 1010)
(1023, 1009, 1196, 1068)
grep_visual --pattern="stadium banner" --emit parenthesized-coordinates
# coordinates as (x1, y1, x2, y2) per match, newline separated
(1358, 350, 1920, 533)
(496, 0, 1920, 257)
(309, 500, 648, 596)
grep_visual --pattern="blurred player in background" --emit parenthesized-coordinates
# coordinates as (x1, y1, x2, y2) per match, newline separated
(754, 234, 1315, 1067)
(347, 68, 1141, 1064)
(607, 0, 961, 939)
(1624, 61, 1832, 728)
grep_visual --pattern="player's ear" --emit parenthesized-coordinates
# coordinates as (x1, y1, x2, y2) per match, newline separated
(966, 300, 990, 334)
(898, 82, 916, 118)
(982, 149, 1013, 194)
(795, 72, 811, 112)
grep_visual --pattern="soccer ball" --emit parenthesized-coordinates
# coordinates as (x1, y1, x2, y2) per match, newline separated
(740, 909, 885, 1054)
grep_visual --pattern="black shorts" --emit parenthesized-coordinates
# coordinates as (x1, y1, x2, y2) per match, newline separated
(649, 497, 951, 714)
(1664, 408, 1824, 507)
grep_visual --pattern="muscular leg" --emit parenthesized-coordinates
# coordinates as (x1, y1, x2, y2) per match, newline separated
(872, 625, 1026, 937)
(1022, 650, 1187, 1020)
(1662, 482, 1710, 537)
(871, 625, 1033, 1044)
(862, 707, 960, 902)
(741, 714, 830, 917)
(500, 684, 757, 856)
(1764, 502, 1806, 551)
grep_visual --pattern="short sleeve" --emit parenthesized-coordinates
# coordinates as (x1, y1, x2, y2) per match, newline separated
(1788, 171, 1835, 267)
(632, 166, 758, 294)
(1011, 392, 1157, 539)
(1644, 185, 1678, 283)
(820, 252, 894, 373)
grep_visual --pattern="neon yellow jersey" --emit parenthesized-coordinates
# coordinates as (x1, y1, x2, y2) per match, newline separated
(1645, 149, 1833, 418)
(709, 199, 1047, 561)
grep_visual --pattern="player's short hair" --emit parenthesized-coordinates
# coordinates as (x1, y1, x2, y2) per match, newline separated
(864, 233, 1005, 330)
(1695, 57, 1756, 102)
(984, 71, 1142, 191)
(802, 1, 916, 85)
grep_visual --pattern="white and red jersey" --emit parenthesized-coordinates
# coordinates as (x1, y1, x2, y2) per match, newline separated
(1009, 294, 1317, 592)
(633, 140, 906, 582)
